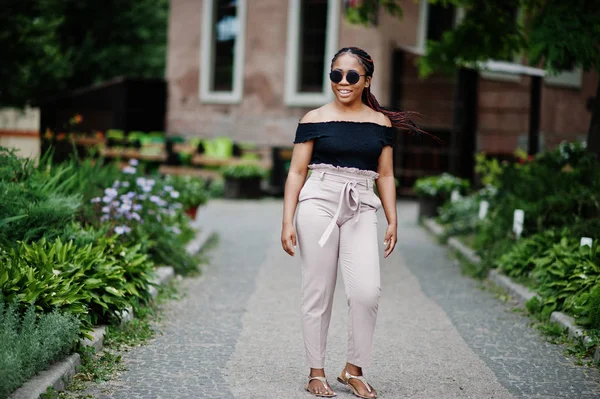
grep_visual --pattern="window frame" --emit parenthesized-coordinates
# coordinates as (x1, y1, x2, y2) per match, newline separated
(199, 0, 248, 104)
(284, 0, 341, 107)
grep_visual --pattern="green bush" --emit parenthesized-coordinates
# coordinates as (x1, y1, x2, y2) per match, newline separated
(0, 236, 156, 332)
(472, 143, 600, 265)
(221, 163, 268, 179)
(0, 181, 81, 245)
(85, 163, 199, 274)
(495, 230, 561, 279)
(531, 238, 600, 326)
(0, 298, 79, 399)
(413, 173, 470, 198)
(163, 175, 209, 210)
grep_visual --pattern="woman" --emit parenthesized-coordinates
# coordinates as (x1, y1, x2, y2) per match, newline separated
(281, 47, 419, 398)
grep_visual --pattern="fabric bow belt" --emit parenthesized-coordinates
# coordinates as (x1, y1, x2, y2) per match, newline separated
(318, 181, 362, 247)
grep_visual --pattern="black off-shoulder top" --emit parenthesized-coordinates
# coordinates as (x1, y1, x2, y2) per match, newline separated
(293, 121, 396, 172)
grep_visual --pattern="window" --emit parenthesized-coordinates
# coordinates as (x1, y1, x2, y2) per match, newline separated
(285, 0, 341, 107)
(416, 0, 458, 50)
(298, 0, 328, 93)
(426, 3, 455, 43)
(200, 0, 247, 103)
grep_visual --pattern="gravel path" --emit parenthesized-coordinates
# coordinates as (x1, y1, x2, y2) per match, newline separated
(83, 199, 600, 399)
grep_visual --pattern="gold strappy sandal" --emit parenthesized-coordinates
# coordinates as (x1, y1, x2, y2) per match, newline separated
(337, 368, 377, 399)
(305, 375, 337, 397)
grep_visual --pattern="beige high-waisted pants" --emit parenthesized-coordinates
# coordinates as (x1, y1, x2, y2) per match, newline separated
(295, 164, 382, 369)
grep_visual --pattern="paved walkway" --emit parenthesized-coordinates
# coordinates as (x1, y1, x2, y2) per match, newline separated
(85, 199, 600, 399)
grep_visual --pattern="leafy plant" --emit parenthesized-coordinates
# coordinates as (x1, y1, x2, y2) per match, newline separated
(221, 163, 268, 180)
(0, 236, 156, 332)
(0, 298, 79, 399)
(163, 175, 209, 210)
(531, 239, 600, 325)
(413, 173, 470, 198)
(495, 230, 561, 280)
(474, 152, 503, 187)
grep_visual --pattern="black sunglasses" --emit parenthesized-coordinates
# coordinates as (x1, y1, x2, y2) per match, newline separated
(329, 69, 367, 85)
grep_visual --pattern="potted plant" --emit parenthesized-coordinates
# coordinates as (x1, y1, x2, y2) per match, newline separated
(413, 173, 470, 219)
(164, 175, 209, 219)
(221, 163, 268, 199)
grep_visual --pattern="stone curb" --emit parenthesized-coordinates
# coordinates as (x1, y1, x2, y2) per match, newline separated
(185, 228, 216, 256)
(447, 237, 482, 265)
(9, 228, 215, 399)
(488, 269, 540, 304)
(9, 354, 82, 399)
(422, 218, 446, 238)
(422, 218, 600, 364)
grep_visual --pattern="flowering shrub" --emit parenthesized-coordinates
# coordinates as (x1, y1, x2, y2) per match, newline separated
(86, 159, 199, 274)
(413, 173, 470, 198)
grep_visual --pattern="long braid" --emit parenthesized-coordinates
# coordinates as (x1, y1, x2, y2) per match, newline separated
(331, 47, 431, 138)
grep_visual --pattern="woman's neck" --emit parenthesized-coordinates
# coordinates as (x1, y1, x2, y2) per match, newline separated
(332, 98, 365, 114)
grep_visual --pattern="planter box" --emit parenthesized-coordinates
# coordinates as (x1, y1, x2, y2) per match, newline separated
(417, 196, 444, 219)
(223, 177, 262, 199)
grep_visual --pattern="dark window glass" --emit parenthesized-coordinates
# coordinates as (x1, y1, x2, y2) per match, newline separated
(211, 0, 238, 91)
(298, 0, 328, 93)
(427, 3, 455, 42)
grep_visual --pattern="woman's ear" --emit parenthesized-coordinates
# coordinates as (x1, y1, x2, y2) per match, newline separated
(365, 76, 372, 88)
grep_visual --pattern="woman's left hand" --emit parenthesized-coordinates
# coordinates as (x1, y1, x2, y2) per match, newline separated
(383, 223, 397, 258)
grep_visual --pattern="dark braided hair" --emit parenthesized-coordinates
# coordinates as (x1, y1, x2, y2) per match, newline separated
(331, 47, 427, 137)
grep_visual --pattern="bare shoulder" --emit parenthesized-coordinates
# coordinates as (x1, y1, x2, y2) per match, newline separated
(365, 107, 392, 127)
(299, 107, 327, 124)
(378, 112, 392, 127)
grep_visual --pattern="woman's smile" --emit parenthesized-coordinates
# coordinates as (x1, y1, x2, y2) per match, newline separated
(337, 88, 353, 97)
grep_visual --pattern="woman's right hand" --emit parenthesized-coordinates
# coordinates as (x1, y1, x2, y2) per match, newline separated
(281, 222, 297, 256)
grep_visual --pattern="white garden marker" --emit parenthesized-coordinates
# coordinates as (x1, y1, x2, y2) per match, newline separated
(478, 201, 489, 220)
(580, 237, 593, 247)
(451, 189, 461, 203)
(513, 209, 524, 239)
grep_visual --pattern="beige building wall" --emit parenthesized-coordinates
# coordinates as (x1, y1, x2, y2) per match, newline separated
(166, 0, 596, 155)
(0, 107, 40, 159)
(166, 0, 422, 146)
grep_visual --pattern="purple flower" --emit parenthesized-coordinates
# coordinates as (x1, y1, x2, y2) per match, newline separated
(149, 195, 161, 203)
(142, 186, 152, 193)
(164, 185, 174, 192)
(122, 166, 136, 175)
(91, 197, 101, 203)
(130, 212, 141, 221)
(136, 177, 146, 187)
(172, 226, 181, 235)
(121, 181, 130, 188)
(101, 206, 111, 214)
(100, 215, 109, 223)
(104, 188, 118, 198)
(112, 181, 120, 188)
(133, 204, 143, 211)
(129, 159, 139, 166)
(170, 191, 180, 199)
(114, 225, 131, 235)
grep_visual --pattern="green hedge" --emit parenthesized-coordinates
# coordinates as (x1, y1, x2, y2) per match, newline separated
(0, 145, 215, 397)
(430, 142, 600, 329)
(0, 298, 80, 399)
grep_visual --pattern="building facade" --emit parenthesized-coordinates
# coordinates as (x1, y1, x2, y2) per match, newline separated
(166, 0, 597, 188)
